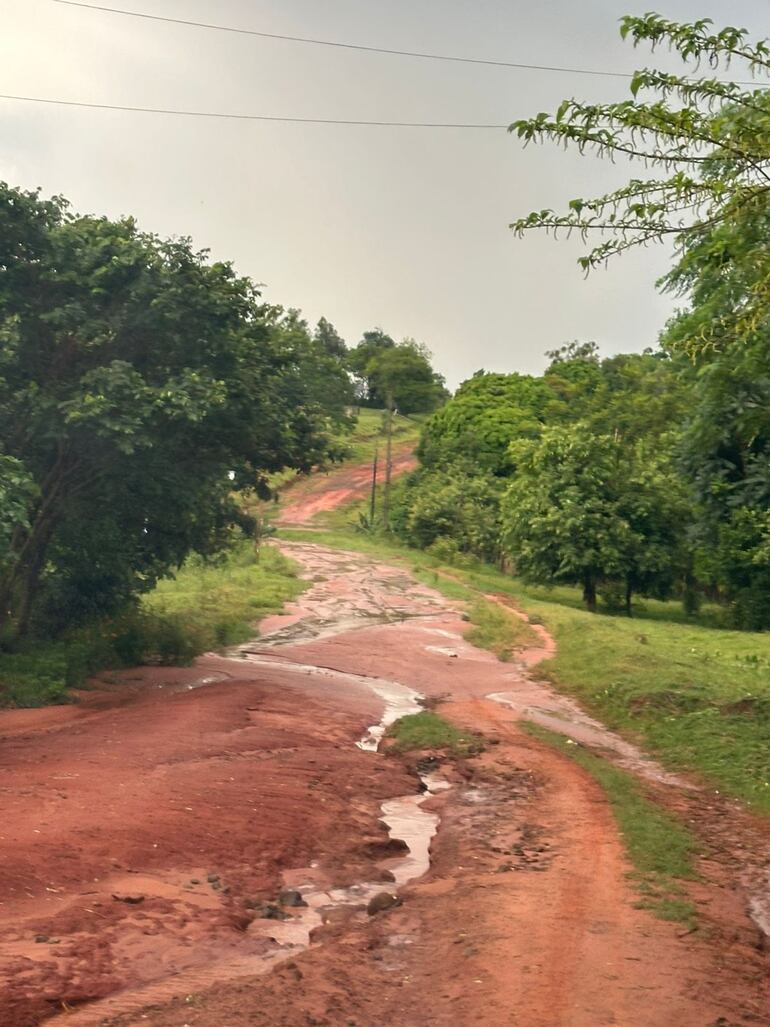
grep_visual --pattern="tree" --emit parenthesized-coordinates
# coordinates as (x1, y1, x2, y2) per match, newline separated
(661, 215, 770, 624)
(509, 13, 770, 625)
(500, 426, 688, 612)
(392, 463, 502, 563)
(543, 347, 690, 443)
(347, 328, 396, 406)
(365, 340, 447, 416)
(511, 13, 770, 358)
(313, 316, 347, 359)
(0, 184, 351, 638)
(417, 372, 550, 474)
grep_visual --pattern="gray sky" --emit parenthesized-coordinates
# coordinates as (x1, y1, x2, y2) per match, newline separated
(3, 1, 769, 388)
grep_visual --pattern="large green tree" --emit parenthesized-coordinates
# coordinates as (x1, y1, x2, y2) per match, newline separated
(313, 316, 347, 360)
(418, 372, 550, 474)
(500, 426, 689, 612)
(0, 184, 350, 637)
(365, 339, 447, 416)
(347, 328, 396, 406)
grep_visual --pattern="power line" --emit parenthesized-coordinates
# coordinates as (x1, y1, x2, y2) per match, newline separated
(0, 92, 510, 129)
(51, 0, 633, 80)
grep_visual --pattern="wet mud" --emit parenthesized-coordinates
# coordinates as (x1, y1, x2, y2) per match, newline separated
(1, 540, 769, 1026)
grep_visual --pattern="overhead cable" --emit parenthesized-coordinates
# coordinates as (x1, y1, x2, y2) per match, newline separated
(0, 92, 510, 128)
(51, 0, 635, 80)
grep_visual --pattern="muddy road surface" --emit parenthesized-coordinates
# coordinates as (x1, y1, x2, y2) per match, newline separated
(275, 448, 417, 527)
(1, 542, 768, 1027)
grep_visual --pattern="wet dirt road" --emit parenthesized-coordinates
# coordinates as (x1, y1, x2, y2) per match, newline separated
(1, 542, 769, 1026)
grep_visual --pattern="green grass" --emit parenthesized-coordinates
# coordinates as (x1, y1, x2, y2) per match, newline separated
(281, 524, 770, 816)
(465, 598, 537, 660)
(388, 710, 483, 757)
(339, 408, 425, 464)
(523, 723, 699, 925)
(143, 541, 305, 648)
(0, 541, 305, 709)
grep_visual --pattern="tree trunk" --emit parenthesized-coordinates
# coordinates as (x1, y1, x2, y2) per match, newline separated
(625, 582, 633, 617)
(0, 484, 63, 638)
(583, 578, 597, 613)
(15, 530, 53, 638)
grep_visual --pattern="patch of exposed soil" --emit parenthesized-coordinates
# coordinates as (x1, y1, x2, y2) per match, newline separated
(275, 446, 417, 526)
(1, 540, 769, 1026)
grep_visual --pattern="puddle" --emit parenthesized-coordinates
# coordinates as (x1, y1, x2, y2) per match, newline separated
(488, 691, 690, 788)
(248, 678, 444, 948)
(49, 663, 447, 1027)
(356, 680, 424, 751)
(226, 651, 425, 752)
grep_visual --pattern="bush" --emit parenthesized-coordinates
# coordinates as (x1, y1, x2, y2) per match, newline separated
(0, 541, 306, 708)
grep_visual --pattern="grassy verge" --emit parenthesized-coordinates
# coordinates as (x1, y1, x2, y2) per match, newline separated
(388, 711, 483, 757)
(0, 542, 305, 709)
(465, 598, 538, 659)
(523, 723, 699, 926)
(281, 523, 770, 816)
(142, 542, 305, 647)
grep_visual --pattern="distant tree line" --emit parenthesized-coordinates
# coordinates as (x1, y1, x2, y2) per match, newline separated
(392, 338, 769, 628)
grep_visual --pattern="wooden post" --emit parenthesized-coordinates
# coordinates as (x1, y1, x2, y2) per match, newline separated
(382, 397, 394, 531)
(370, 446, 378, 524)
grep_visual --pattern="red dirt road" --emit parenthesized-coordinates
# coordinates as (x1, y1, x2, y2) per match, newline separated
(275, 446, 417, 526)
(1, 542, 769, 1026)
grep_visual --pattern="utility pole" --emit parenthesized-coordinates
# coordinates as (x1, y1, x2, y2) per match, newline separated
(382, 394, 394, 531)
(370, 445, 378, 524)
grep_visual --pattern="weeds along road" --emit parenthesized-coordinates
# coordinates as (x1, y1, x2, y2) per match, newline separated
(1, 534, 769, 1026)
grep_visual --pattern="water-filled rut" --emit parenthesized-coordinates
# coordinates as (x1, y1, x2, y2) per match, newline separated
(49, 656, 445, 1027)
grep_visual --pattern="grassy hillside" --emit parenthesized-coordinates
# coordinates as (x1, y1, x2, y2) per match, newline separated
(343, 408, 425, 460)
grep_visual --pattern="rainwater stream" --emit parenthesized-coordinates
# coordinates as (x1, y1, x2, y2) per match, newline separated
(235, 652, 447, 950)
(51, 658, 447, 1027)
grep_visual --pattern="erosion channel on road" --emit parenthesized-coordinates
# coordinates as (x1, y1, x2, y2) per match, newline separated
(1, 541, 769, 1026)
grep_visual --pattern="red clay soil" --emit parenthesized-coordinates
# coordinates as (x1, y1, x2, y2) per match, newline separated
(276, 445, 417, 526)
(0, 660, 412, 1027)
(1, 541, 768, 1026)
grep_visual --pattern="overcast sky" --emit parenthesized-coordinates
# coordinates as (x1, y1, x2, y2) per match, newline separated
(3, 0, 769, 387)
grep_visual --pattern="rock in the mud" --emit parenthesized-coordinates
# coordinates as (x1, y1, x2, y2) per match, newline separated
(34, 934, 49, 943)
(279, 889, 308, 908)
(366, 892, 402, 916)
(365, 837, 409, 857)
(206, 872, 220, 884)
(112, 893, 145, 904)
(374, 868, 397, 883)
(258, 903, 290, 920)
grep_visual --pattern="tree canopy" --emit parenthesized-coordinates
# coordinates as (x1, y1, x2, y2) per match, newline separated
(511, 13, 770, 357)
(0, 184, 351, 638)
(500, 426, 688, 612)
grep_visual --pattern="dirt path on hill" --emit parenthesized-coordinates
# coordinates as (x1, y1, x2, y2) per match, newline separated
(275, 446, 417, 526)
(1, 543, 768, 1027)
